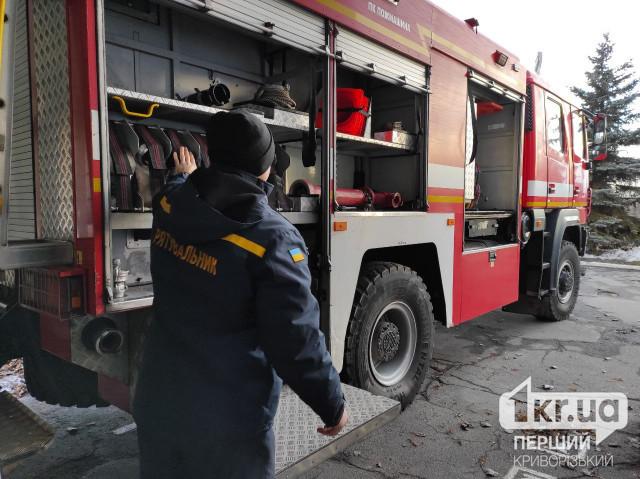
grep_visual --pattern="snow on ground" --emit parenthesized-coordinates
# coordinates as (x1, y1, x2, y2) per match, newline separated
(0, 359, 28, 398)
(585, 245, 640, 263)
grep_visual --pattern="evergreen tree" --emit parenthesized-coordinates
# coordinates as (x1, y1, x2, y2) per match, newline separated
(570, 33, 640, 251)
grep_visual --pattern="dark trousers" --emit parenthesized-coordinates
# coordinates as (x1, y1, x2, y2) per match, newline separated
(137, 422, 275, 479)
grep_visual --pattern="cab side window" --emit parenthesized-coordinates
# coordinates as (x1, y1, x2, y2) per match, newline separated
(546, 98, 564, 153)
(572, 114, 586, 160)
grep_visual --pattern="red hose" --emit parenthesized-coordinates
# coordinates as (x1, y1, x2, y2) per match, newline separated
(289, 180, 402, 209)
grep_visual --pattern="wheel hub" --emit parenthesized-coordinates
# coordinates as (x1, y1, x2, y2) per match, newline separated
(368, 301, 418, 386)
(376, 322, 401, 361)
(558, 260, 575, 304)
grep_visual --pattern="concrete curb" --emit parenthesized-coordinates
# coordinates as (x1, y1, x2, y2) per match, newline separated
(582, 260, 640, 271)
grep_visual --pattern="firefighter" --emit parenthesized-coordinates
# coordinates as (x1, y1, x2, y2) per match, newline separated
(132, 110, 348, 479)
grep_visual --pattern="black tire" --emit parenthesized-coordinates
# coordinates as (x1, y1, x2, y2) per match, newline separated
(0, 304, 36, 366)
(343, 262, 434, 409)
(23, 349, 109, 408)
(537, 241, 580, 321)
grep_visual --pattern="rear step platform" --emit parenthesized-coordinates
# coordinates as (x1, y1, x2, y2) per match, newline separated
(0, 391, 54, 474)
(274, 384, 400, 478)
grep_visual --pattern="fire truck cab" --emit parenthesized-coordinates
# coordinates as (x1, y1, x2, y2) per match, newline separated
(0, 0, 605, 474)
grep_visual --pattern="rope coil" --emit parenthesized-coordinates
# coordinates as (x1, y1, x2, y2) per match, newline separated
(254, 83, 297, 109)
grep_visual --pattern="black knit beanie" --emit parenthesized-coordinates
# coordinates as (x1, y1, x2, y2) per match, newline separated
(206, 109, 275, 176)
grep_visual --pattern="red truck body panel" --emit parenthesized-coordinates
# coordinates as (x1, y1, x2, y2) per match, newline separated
(289, 1, 528, 325)
(20, 0, 590, 373)
(523, 72, 589, 222)
(290, 0, 526, 93)
(460, 246, 520, 323)
(66, 0, 105, 315)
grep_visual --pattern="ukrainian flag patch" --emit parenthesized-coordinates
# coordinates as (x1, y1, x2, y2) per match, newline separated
(289, 248, 305, 263)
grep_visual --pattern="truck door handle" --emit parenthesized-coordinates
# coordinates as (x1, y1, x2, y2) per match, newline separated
(574, 187, 580, 195)
(548, 184, 556, 194)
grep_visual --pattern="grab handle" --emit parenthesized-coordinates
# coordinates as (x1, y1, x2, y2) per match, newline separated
(112, 96, 159, 118)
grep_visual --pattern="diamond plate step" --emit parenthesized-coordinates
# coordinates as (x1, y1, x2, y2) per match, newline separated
(0, 391, 54, 469)
(274, 383, 400, 478)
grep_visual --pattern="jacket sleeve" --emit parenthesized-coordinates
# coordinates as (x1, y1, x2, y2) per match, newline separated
(151, 173, 188, 210)
(163, 172, 188, 194)
(253, 228, 344, 427)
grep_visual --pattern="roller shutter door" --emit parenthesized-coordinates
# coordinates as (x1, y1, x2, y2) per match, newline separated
(336, 28, 428, 94)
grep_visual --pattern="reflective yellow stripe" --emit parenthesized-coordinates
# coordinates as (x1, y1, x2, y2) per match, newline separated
(313, 0, 517, 86)
(93, 178, 101, 193)
(428, 195, 464, 204)
(160, 196, 171, 214)
(574, 202, 588, 207)
(525, 201, 574, 207)
(222, 234, 266, 258)
(314, 0, 429, 58)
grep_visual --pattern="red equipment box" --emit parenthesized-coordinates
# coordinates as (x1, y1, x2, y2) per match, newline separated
(316, 88, 370, 136)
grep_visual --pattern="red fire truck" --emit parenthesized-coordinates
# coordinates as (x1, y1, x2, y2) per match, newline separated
(0, 0, 606, 474)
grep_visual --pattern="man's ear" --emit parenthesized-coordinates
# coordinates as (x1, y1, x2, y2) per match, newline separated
(258, 166, 272, 182)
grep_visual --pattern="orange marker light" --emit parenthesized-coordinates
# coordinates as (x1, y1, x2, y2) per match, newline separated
(334, 221, 348, 231)
(536, 221, 543, 227)
(447, 218, 455, 226)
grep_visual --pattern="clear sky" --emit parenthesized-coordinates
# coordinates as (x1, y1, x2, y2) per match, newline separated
(430, 0, 639, 108)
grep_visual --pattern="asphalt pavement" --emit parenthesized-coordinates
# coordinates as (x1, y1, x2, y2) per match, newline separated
(6, 264, 640, 479)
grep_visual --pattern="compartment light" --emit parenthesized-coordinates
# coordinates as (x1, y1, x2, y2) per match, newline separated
(494, 51, 509, 67)
(464, 18, 479, 32)
(468, 71, 524, 103)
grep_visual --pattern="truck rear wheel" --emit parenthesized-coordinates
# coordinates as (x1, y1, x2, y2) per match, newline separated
(343, 262, 434, 409)
(537, 241, 580, 321)
(23, 349, 109, 408)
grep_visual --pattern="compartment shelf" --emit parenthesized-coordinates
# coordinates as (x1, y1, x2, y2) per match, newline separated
(111, 211, 317, 228)
(336, 132, 415, 156)
(107, 87, 309, 141)
(107, 283, 154, 312)
(464, 210, 515, 220)
(282, 132, 415, 156)
(107, 87, 415, 154)
(111, 212, 152, 230)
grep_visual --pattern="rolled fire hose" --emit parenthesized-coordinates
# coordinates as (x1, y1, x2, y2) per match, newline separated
(289, 179, 402, 209)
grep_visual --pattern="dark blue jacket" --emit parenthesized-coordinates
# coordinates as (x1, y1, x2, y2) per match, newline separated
(133, 166, 344, 438)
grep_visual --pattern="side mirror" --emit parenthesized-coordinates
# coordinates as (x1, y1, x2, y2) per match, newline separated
(589, 113, 607, 160)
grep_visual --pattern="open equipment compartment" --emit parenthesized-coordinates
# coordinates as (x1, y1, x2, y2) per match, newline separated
(463, 71, 524, 250)
(101, 1, 431, 310)
(293, 26, 430, 213)
(102, 0, 327, 309)
(316, 68, 428, 211)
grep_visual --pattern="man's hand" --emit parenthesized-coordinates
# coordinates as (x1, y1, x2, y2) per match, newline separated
(317, 410, 349, 437)
(172, 146, 197, 175)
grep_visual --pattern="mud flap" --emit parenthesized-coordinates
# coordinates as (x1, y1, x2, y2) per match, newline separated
(274, 383, 399, 478)
(0, 391, 54, 475)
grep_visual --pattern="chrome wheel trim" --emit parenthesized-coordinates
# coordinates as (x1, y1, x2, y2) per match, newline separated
(368, 301, 417, 386)
(557, 259, 575, 304)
